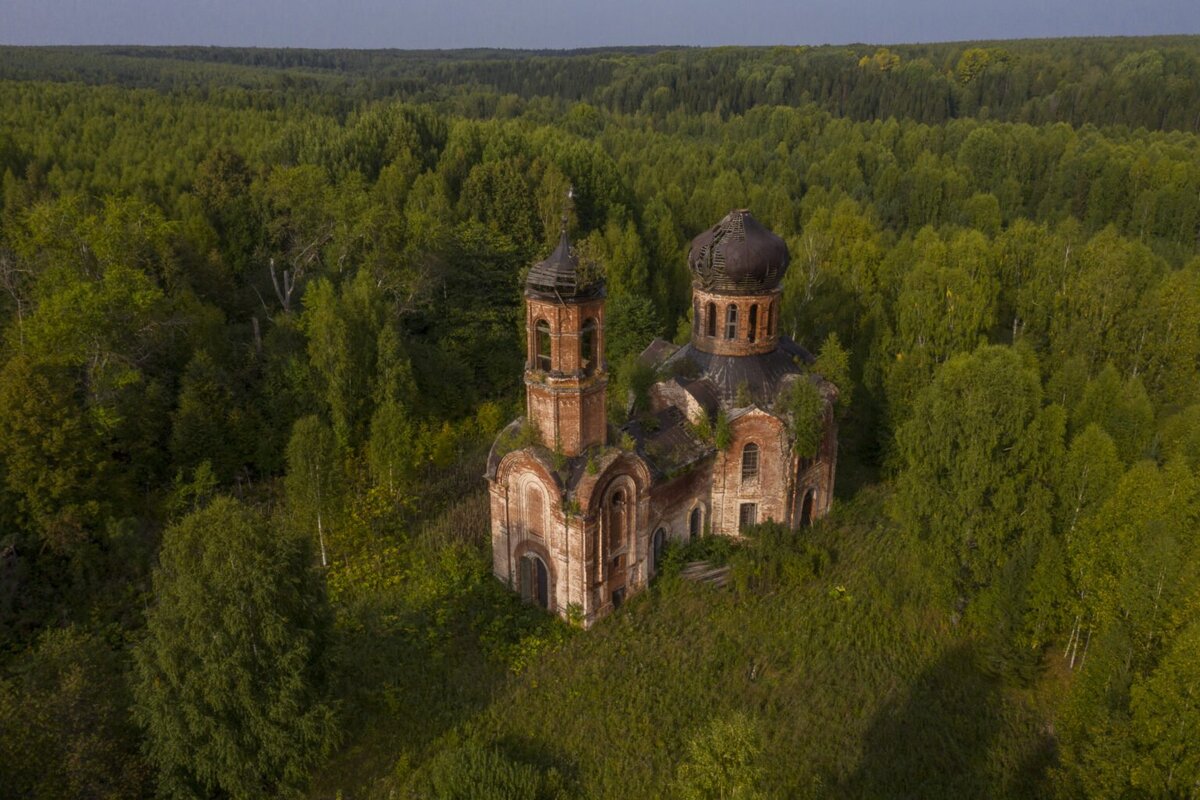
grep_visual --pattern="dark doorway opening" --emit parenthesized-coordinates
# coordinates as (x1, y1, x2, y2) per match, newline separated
(800, 489, 815, 527)
(520, 554, 550, 609)
(652, 527, 666, 572)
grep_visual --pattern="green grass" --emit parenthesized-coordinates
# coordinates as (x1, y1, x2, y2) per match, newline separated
(310, 452, 570, 798)
(315, 484, 1062, 799)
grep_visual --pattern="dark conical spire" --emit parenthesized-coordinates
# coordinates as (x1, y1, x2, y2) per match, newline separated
(525, 192, 604, 302)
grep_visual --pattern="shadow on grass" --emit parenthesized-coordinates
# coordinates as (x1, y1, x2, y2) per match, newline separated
(313, 544, 562, 798)
(842, 642, 1014, 799)
(315, 591, 500, 795)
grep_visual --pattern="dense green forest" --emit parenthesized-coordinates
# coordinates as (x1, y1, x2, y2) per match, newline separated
(1, 40, 1199, 798)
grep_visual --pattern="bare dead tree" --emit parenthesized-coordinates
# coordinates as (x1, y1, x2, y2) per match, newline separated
(369, 253, 439, 320)
(268, 258, 297, 314)
(267, 225, 334, 314)
(250, 316, 262, 357)
(800, 230, 830, 303)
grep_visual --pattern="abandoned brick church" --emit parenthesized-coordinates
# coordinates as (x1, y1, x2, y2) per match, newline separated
(486, 209, 838, 627)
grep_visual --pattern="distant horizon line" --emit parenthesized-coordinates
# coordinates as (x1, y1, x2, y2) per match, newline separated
(3, 32, 1199, 52)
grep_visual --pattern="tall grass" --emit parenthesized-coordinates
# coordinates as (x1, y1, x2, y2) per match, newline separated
(318, 485, 1061, 798)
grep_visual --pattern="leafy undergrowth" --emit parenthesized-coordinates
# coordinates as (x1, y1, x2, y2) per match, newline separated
(316, 486, 1064, 799)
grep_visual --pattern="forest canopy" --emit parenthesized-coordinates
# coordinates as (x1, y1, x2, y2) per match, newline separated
(1, 39, 1199, 799)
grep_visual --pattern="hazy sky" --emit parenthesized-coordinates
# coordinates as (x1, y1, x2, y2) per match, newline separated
(3, 0, 1199, 49)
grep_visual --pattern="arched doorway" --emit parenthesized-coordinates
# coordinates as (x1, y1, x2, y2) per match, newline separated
(652, 527, 666, 573)
(689, 506, 702, 540)
(519, 554, 550, 609)
(800, 489, 815, 527)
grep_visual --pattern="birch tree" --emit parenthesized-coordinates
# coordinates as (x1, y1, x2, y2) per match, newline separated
(284, 415, 345, 569)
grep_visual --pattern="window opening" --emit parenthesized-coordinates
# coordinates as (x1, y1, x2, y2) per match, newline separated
(739, 502, 758, 531)
(741, 443, 760, 482)
(525, 486, 544, 537)
(580, 318, 598, 376)
(536, 320, 551, 371)
(608, 489, 626, 550)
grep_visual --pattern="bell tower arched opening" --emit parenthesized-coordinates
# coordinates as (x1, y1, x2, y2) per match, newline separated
(580, 318, 598, 376)
(534, 320, 552, 372)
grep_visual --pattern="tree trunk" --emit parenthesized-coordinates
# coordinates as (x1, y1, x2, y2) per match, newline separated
(317, 509, 328, 568)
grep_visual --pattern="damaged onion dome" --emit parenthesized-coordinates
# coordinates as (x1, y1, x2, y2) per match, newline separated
(525, 228, 605, 301)
(688, 209, 790, 294)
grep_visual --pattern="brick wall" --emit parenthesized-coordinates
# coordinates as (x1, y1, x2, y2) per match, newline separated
(691, 287, 782, 357)
(524, 293, 608, 457)
(711, 409, 791, 535)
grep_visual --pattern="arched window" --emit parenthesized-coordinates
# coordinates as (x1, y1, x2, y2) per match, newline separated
(725, 305, 738, 340)
(580, 318, 598, 376)
(748, 304, 758, 343)
(706, 302, 717, 337)
(535, 320, 551, 371)
(525, 486, 544, 537)
(689, 506, 703, 539)
(652, 528, 666, 572)
(741, 442, 760, 482)
(608, 489, 626, 550)
(766, 302, 774, 337)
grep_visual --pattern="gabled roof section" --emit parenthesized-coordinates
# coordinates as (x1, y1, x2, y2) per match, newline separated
(637, 338, 679, 369)
(624, 405, 713, 477)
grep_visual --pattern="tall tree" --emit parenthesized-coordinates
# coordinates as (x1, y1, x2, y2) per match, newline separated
(1129, 620, 1200, 795)
(1071, 364, 1154, 464)
(0, 355, 116, 554)
(133, 496, 338, 800)
(892, 345, 1063, 601)
(285, 415, 346, 568)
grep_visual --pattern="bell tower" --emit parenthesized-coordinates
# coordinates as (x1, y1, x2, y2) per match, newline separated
(523, 221, 607, 457)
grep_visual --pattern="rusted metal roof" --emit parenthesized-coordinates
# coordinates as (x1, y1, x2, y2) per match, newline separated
(688, 209, 790, 295)
(661, 336, 814, 409)
(626, 405, 712, 476)
(637, 338, 680, 368)
(525, 228, 604, 302)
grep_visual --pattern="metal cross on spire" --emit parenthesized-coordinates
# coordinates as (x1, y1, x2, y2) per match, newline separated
(561, 185, 574, 233)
